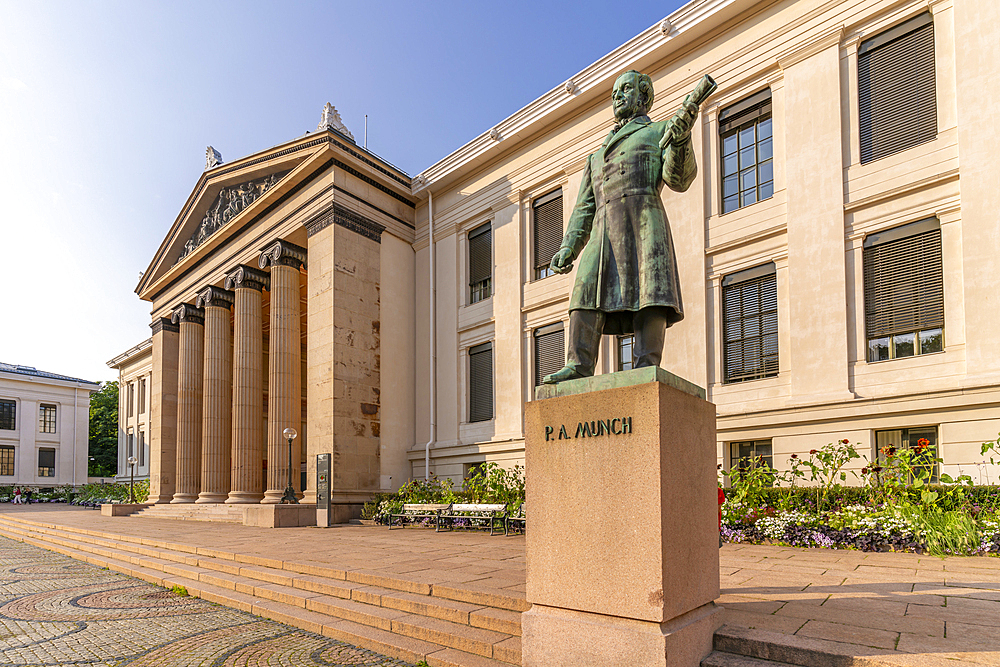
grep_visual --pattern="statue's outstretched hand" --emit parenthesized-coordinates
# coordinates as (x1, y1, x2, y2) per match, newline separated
(550, 247, 574, 274)
(659, 101, 700, 149)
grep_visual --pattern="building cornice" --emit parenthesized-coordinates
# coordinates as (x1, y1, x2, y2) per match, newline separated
(106, 338, 153, 369)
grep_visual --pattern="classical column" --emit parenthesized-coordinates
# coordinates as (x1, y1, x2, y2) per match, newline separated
(195, 286, 234, 503)
(148, 317, 179, 504)
(171, 303, 205, 504)
(224, 265, 268, 504)
(259, 239, 306, 504)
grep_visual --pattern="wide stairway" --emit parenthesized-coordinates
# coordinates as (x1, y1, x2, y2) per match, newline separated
(130, 503, 246, 523)
(0, 512, 523, 667)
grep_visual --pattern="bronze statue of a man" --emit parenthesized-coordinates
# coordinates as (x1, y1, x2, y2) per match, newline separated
(543, 70, 715, 383)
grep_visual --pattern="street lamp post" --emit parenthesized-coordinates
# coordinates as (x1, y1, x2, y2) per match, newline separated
(127, 456, 138, 503)
(280, 428, 299, 504)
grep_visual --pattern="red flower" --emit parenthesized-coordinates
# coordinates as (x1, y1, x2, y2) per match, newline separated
(790, 453, 799, 459)
(862, 467, 869, 474)
(809, 449, 818, 455)
(841, 439, 850, 445)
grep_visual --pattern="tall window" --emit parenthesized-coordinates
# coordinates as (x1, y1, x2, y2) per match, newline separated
(127, 382, 135, 417)
(139, 378, 146, 414)
(730, 440, 773, 473)
(39, 405, 57, 433)
(617, 335, 634, 372)
(859, 12, 936, 164)
(138, 431, 146, 467)
(723, 264, 778, 383)
(468, 342, 494, 422)
(38, 448, 55, 477)
(533, 190, 563, 280)
(720, 89, 773, 214)
(533, 323, 565, 387)
(875, 427, 938, 483)
(0, 400, 14, 430)
(0, 446, 13, 476)
(864, 218, 943, 362)
(468, 223, 492, 304)
(128, 431, 134, 459)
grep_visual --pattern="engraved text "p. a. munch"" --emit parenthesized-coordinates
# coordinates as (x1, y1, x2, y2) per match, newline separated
(544, 417, 632, 441)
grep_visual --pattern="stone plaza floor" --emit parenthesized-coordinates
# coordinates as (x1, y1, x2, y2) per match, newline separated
(0, 534, 413, 667)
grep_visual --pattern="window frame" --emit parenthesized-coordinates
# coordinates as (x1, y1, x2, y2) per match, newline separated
(0, 400, 15, 431)
(616, 335, 635, 372)
(468, 341, 494, 423)
(533, 323, 566, 387)
(532, 189, 563, 281)
(0, 445, 14, 476)
(722, 263, 779, 383)
(729, 440, 774, 477)
(38, 447, 55, 477)
(468, 222, 492, 304)
(719, 89, 774, 215)
(874, 426, 939, 483)
(39, 404, 57, 434)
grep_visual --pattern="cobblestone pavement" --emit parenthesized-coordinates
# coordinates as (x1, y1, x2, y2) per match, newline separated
(0, 536, 414, 667)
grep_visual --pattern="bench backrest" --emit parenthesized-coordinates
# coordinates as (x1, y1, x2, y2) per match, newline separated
(450, 503, 506, 513)
(401, 503, 450, 511)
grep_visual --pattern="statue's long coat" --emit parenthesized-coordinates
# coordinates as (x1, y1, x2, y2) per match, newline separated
(562, 114, 693, 335)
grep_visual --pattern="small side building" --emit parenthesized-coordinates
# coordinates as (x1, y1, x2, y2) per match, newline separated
(107, 339, 153, 483)
(0, 362, 98, 489)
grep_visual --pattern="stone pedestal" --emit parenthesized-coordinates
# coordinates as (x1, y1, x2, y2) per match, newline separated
(243, 504, 317, 528)
(522, 367, 721, 667)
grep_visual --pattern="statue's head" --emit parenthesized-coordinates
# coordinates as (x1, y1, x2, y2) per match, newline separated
(612, 70, 654, 121)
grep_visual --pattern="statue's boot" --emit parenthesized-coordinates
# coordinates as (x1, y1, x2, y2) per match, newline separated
(542, 364, 590, 384)
(543, 309, 605, 383)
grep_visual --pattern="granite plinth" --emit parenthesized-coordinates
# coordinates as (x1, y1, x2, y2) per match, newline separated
(100, 503, 150, 517)
(523, 371, 721, 666)
(243, 503, 317, 527)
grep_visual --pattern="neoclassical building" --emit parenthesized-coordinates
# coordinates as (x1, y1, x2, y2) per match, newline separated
(132, 0, 1000, 514)
(107, 339, 152, 483)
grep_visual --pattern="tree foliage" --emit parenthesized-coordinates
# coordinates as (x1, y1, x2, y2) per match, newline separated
(88, 381, 118, 477)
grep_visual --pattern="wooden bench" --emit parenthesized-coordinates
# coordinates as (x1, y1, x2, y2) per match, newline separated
(440, 503, 508, 536)
(506, 503, 525, 535)
(388, 503, 450, 531)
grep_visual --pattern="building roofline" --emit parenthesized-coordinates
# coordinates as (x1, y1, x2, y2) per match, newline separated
(106, 338, 153, 369)
(0, 362, 100, 387)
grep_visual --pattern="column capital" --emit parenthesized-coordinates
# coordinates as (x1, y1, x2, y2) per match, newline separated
(150, 317, 180, 335)
(196, 285, 235, 310)
(171, 303, 205, 326)
(224, 265, 270, 291)
(259, 239, 307, 271)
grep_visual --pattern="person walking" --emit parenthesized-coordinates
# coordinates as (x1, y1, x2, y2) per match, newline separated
(12, 487, 22, 504)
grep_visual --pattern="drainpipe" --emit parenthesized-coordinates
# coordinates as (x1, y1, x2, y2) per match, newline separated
(425, 189, 436, 480)
(72, 385, 78, 487)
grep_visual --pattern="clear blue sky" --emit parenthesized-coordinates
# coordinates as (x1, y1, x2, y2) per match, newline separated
(0, 0, 686, 384)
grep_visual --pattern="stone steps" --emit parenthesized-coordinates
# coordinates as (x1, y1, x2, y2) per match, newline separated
(131, 503, 246, 523)
(0, 513, 520, 666)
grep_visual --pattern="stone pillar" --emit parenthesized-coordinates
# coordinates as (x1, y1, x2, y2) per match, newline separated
(224, 265, 268, 504)
(148, 317, 179, 504)
(171, 303, 205, 504)
(259, 240, 306, 504)
(195, 286, 234, 503)
(305, 206, 384, 521)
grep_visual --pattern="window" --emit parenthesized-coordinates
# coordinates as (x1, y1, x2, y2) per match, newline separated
(0, 400, 14, 430)
(127, 431, 134, 459)
(723, 264, 778, 383)
(464, 462, 486, 480)
(863, 218, 943, 362)
(617, 335, 635, 372)
(533, 323, 565, 387)
(38, 448, 55, 477)
(859, 13, 936, 164)
(875, 427, 938, 483)
(468, 342, 494, 422)
(730, 440, 773, 473)
(39, 405, 57, 434)
(0, 446, 13, 476)
(468, 223, 492, 304)
(719, 89, 773, 214)
(533, 190, 563, 280)
(139, 378, 146, 414)
(138, 431, 145, 467)
(127, 382, 134, 417)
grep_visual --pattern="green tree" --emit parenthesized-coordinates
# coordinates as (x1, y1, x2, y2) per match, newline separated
(88, 381, 118, 477)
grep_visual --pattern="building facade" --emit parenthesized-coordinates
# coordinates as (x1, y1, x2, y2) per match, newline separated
(136, 0, 1000, 509)
(107, 339, 152, 483)
(0, 363, 97, 488)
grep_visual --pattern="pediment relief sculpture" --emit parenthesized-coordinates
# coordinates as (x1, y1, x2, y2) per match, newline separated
(175, 170, 291, 265)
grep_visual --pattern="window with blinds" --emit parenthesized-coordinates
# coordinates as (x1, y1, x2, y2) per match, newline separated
(722, 263, 778, 383)
(38, 448, 55, 477)
(533, 190, 563, 280)
(533, 323, 565, 386)
(0, 400, 14, 431)
(719, 89, 773, 214)
(863, 218, 943, 362)
(468, 342, 494, 422)
(468, 223, 492, 304)
(858, 12, 936, 164)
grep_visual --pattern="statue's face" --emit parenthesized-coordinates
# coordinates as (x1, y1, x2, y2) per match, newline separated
(612, 72, 645, 121)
